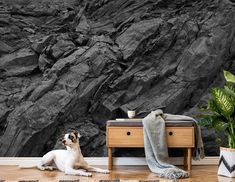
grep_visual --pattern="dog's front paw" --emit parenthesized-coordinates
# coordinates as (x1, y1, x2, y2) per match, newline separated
(75, 172, 92, 177)
(38, 166, 45, 171)
(102, 169, 110, 174)
(45, 166, 54, 171)
(85, 172, 92, 177)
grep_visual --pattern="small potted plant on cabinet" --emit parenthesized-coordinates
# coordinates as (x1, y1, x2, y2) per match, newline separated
(200, 70, 235, 177)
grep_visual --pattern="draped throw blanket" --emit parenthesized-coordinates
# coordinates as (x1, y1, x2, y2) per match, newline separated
(143, 109, 204, 179)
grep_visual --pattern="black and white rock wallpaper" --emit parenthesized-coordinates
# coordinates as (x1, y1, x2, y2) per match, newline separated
(0, 0, 235, 157)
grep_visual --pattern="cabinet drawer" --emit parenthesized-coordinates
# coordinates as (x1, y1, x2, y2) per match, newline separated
(107, 127, 144, 147)
(107, 127, 194, 147)
(166, 127, 194, 147)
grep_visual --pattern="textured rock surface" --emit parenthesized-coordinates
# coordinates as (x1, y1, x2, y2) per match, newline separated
(0, 48, 38, 77)
(0, 0, 235, 157)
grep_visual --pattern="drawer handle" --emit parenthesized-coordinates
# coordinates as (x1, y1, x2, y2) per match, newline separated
(169, 131, 173, 136)
(127, 131, 131, 136)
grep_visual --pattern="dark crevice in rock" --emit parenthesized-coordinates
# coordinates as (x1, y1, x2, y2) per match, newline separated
(0, 109, 11, 137)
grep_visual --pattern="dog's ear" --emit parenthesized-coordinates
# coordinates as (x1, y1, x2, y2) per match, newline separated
(73, 130, 81, 139)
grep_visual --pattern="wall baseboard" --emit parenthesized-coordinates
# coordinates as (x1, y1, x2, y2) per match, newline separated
(0, 157, 219, 166)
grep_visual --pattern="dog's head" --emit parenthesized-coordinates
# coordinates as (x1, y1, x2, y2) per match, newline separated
(61, 131, 81, 146)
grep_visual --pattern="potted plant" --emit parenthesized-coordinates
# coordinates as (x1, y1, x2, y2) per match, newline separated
(200, 70, 235, 177)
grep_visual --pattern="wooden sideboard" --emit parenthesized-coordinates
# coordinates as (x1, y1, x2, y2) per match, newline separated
(106, 126, 195, 171)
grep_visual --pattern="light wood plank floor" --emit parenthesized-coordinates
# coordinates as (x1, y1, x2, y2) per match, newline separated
(0, 165, 234, 182)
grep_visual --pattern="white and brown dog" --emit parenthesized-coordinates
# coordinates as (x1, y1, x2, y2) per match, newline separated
(22, 131, 109, 177)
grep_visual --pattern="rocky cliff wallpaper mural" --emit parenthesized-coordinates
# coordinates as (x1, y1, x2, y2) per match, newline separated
(0, 0, 234, 157)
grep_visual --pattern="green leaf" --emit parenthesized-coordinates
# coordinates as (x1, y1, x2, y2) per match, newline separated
(198, 105, 208, 111)
(199, 115, 228, 132)
(208, 99, 220, 115)
(214, 122, 229, 132)
(212, 87, 234, 118)
(224, 85, 235, 102)
(224, 70, 235, 83)
(198, 100, 220, 115)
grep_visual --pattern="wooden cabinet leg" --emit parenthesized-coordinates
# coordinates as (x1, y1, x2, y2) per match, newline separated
(187, 148, 192, 171)
(108, 147, 113, 170)
(184, 148, 187, 170)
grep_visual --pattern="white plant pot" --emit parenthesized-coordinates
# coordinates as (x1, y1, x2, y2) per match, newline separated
(218, 147, 235, 177)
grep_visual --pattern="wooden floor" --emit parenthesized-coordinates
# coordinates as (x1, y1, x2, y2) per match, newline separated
(0, 165, 234, 182)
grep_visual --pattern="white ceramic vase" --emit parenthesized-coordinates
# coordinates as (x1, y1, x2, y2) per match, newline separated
(218, 147, 235, 177)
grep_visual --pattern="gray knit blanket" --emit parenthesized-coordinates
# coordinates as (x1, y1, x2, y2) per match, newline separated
(143, 109, 204, 179)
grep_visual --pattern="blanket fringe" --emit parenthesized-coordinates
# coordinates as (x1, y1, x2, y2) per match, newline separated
(159, 168, 189, 179)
